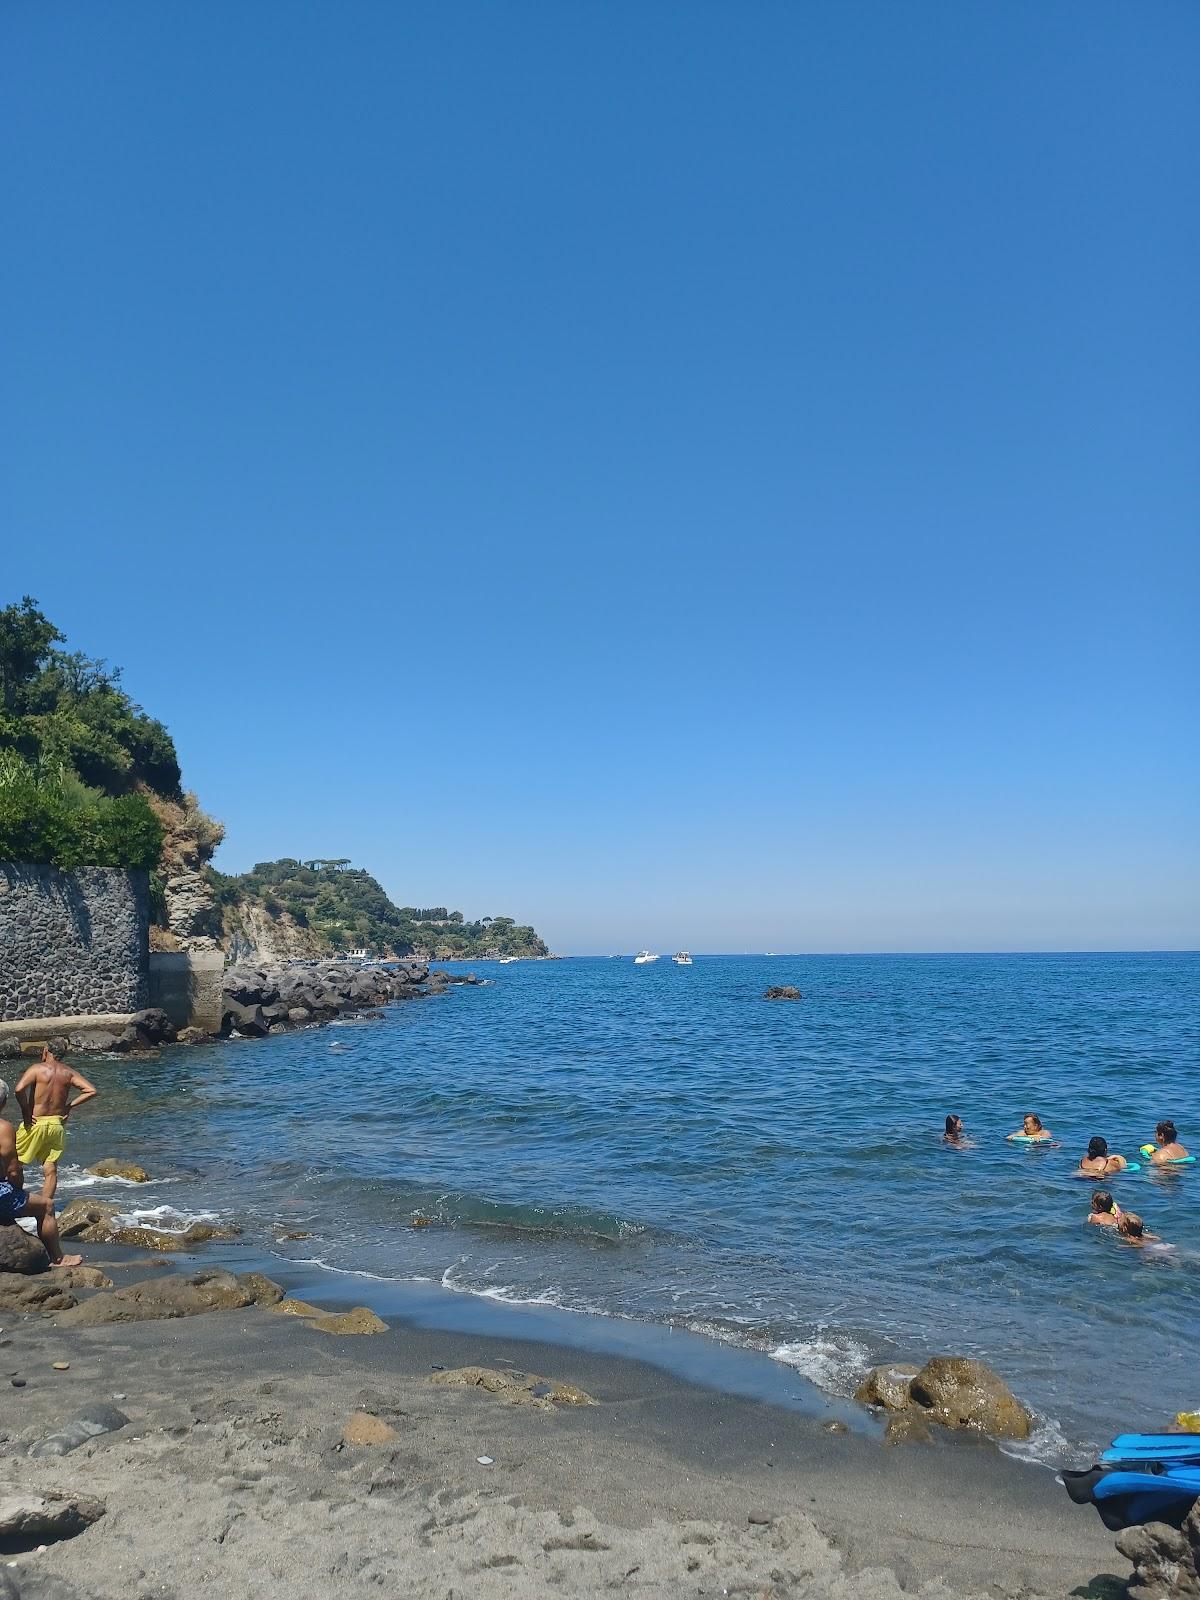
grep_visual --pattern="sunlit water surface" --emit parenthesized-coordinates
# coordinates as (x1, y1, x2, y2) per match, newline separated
(56, 952, 1199, 1464)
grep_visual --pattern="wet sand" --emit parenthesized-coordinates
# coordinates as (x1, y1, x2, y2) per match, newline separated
(0, 1255, 1123, 1598)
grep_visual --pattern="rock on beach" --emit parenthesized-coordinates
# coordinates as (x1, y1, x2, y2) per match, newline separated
(855, 1355, 1032, 1442)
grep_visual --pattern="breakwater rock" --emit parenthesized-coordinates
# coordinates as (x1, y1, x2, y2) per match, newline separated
(220, 959, 477, 1037)
(1119, 1499, 1200, 1599)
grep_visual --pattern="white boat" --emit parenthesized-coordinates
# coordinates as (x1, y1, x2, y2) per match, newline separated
(672, 951, 692, 965)
(634, 950, 659, 964)
(498, 955, 519, 964)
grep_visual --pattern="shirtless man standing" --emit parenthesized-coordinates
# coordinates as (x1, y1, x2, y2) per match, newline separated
(0, 1077, 82, 1267)
(14, 1038, 98, 1202)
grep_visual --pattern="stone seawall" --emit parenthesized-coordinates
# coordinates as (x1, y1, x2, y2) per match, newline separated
(0, 862, 150, 1022)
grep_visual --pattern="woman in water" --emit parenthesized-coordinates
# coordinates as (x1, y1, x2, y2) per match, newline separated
(1078, 1136, 1128, 1177)
(1148, 1120, 1190, 1165)
(1007, 1113, 1052, 1143)
(944, 1114, 966, 1145)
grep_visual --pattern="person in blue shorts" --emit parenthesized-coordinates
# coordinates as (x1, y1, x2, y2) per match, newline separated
(0, 1078, 81, 1267)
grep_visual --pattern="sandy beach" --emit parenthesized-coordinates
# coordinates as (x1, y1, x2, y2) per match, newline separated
(1, 1250, 1122, 1599)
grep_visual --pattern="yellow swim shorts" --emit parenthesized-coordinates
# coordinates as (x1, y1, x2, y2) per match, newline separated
(16, 1116, 67, 1168)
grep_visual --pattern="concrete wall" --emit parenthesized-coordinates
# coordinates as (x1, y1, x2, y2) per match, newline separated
(148, 950, 225, 1031)
(0, 862, 150, 1022)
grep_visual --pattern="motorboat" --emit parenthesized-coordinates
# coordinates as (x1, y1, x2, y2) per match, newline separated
(672, 951, 692, 965)
(633, 951, 659, 964)
(498, 955, 519, 964)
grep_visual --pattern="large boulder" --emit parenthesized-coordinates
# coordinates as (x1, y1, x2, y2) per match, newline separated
(907, 1356, 1032, 1440)
(223, 967, 270, 1005)
(764, 985, 803, 1000)
(224, 1001, 269, 1037)
(127, 1008, 177, 1046)
(855, 1363, 920, 1412)
(1118, 1500, 1200, 1599)
(0, 1489, 105, 1543)
(0, 1223, 49, 1275)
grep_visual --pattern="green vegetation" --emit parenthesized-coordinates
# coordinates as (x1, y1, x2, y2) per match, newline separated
(0, 598, 173, 868)
(207, 858, 549, 958)
(0, 599, 548, 957)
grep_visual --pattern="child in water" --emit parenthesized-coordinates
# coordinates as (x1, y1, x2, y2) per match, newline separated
(1117, 1212, 1162, 1246)
(1087, 1191, 1121, 1227)
(1008, 1113, 1052, 1143)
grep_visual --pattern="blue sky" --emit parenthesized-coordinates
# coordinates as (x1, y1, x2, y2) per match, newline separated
(4, 2, 1196, 953)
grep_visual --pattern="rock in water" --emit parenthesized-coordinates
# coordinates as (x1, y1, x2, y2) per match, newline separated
(763, 986, 803, 1000)
(28, 1406, 129, 1457)
(87, 1159, 151, 1182)
(907, 1355, 1032, 1440)
(0, 1223, 49, 1275)
(854, 1363, 920, 1412)
(1118, 1499, 1200, 1599)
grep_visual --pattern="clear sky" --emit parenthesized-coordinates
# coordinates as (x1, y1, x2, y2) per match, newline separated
(4, 2, 1197, 953)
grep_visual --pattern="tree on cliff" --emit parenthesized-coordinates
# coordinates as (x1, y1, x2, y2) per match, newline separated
(0, 598, 178, 869)
(0, 597, 182, 799)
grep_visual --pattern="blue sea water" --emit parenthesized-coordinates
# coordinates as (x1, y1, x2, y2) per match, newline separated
(58, 952, 1199, 1463)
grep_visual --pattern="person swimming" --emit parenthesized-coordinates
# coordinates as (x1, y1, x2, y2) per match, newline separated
(1087, 1190, 1121, 1227)
(1117, 1211, 1162, 1246)
(1007, 1113, 1052, 1143)
(1147, 1120, 1189, 1166)
(944, 1114, 965, 1144)
(1078, 1136, 1128, 1178)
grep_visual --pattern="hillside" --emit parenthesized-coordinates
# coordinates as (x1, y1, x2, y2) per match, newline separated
(0, 598, 549, 962)
(207, 859, 549, 960)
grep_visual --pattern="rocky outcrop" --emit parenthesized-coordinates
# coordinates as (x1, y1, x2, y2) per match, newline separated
(145, 792, 225, 954)
(221, 898, 325, 966)
(87, 1158, 151, 1182)
(57, 1198, 239, 1251)
(63, 1007, 177, 1056)
(430, 1366, 597, 1410)
(271, 1299, 387, 1335)
(764, 986, 803, 1000)
(0, 1223, 49, 1275)
(0, 1488, 105, 1543)
(855, 1355, 1032, 1442)
(55, 1268, 283, 1326)
(1119, 1501, 1200, 1599)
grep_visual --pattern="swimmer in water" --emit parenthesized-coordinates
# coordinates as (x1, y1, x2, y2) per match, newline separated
(1117, 1212, 1162, 1246)
(1148, 1120, 1190, 1166)
(1007, 1113, 1052, 1143)
(1078, 1136, 1128, 1178)
(1087, 1190, 1121, 1227)
(944, 1114, 966, 1145)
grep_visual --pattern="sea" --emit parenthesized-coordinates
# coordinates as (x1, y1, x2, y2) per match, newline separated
(54, 951, 1199, 1467)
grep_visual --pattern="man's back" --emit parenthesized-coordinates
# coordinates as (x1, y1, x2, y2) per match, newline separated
(26, 1060, 75, 1119)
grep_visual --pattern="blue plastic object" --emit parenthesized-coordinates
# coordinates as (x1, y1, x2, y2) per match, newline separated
(1064, 1436, 1200, 1530)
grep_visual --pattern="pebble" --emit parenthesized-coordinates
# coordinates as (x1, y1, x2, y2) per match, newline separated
(113, 1393, 127, 1401)
(823, 1420, 848, 1435)
(476, 1455, 494, 1466)
(11, 1379, 26, 1388)
(748, 1513, 772, 1526)
(53, 1362, 70, 1372)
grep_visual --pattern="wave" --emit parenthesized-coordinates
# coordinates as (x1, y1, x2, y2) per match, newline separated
(112, 1202, 225, 1234)
(411, 1190, 649, 1246)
